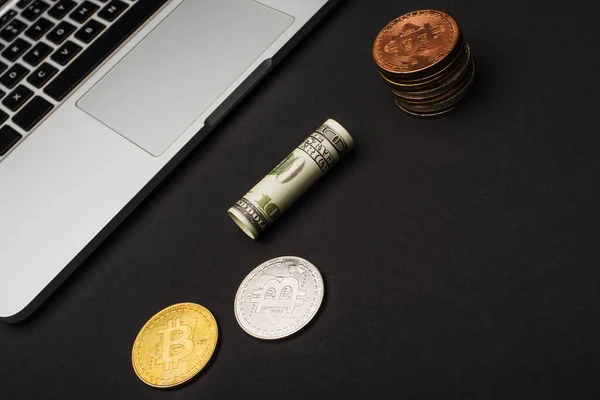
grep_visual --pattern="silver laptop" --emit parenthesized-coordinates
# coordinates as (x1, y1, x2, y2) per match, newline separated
(0, 0, 337, 322)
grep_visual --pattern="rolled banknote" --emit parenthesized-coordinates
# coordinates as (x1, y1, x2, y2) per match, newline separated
(228, 119, 354, 239)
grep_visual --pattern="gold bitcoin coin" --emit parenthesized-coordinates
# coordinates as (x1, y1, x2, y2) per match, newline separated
(131, 303, 218, 388)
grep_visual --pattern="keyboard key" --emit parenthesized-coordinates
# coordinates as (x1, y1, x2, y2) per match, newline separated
(0, 61, 7, 75)
(45, 0, 167, 101)
(16, 0, 34, 9)
(12, 96, 53, 131)
(27, 62, 58, 88)
(0, 108, 7, 123)
(0, 64, 29, 89)
(0, 88, 6, 99)
(69, 1, 99, 24)
(0, 19, 28, 42)
(74, 19, 105, 43)
(22, 1, 51, 22)
(46, 20, 75, 44)
(97, 1, 128, 22)
(0, 126, 22, 156)
(0, 10, 18, 30)
(47, 0, 76, 20)
(51, 40, 81, 65)
(23, 42, 53, 66)
(1, 38, 32, 62)
(3, 85, 33, 111)
(25, 16, 54, 40)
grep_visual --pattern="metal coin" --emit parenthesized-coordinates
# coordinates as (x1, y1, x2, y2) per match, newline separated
(373, 10, 461, 80)
(394, 60, 475, 116)
(132, 303, 218, 388)
(385, 44, 471, 98)
(234, 256, 324, 340)
(379, 37, 467, 88)
(394, 60, 475, 112)
(395, 99, 457, 117)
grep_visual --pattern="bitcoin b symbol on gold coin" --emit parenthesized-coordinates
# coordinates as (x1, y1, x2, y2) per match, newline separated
(132, 303, 218, 388)
(156, 318, 194, 371)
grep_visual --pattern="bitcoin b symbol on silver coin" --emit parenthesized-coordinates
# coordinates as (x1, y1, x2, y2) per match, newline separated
(234, 257, 324, 340)
(251, 276, 306, 313)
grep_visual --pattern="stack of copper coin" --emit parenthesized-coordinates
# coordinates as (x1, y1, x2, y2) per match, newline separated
(372, 10, 475, 116)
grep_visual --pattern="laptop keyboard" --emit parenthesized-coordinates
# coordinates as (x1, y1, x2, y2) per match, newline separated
(0, 0, 169, 160)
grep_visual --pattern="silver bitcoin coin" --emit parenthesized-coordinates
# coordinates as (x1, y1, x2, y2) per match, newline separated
(234, 256, 324, 340)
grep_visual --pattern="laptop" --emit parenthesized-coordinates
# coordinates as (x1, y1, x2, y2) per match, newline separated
(0, 0, 338, 322)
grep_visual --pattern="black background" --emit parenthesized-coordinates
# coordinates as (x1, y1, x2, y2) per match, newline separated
(2, 0, 600, 398)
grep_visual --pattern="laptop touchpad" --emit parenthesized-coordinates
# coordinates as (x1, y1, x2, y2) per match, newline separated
(77, 0, 293, 156)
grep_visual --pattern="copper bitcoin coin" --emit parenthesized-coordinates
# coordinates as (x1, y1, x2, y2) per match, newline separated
(394, 61, 476, 115)
(380, 43, 469, 92)
(373, 10, 460, 80)
(388, 45, 472, 100)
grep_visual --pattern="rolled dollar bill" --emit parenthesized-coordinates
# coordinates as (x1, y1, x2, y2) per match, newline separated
(228, 119, 354, 239)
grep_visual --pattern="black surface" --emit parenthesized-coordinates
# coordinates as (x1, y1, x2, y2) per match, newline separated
(2, 0, 600, 398)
